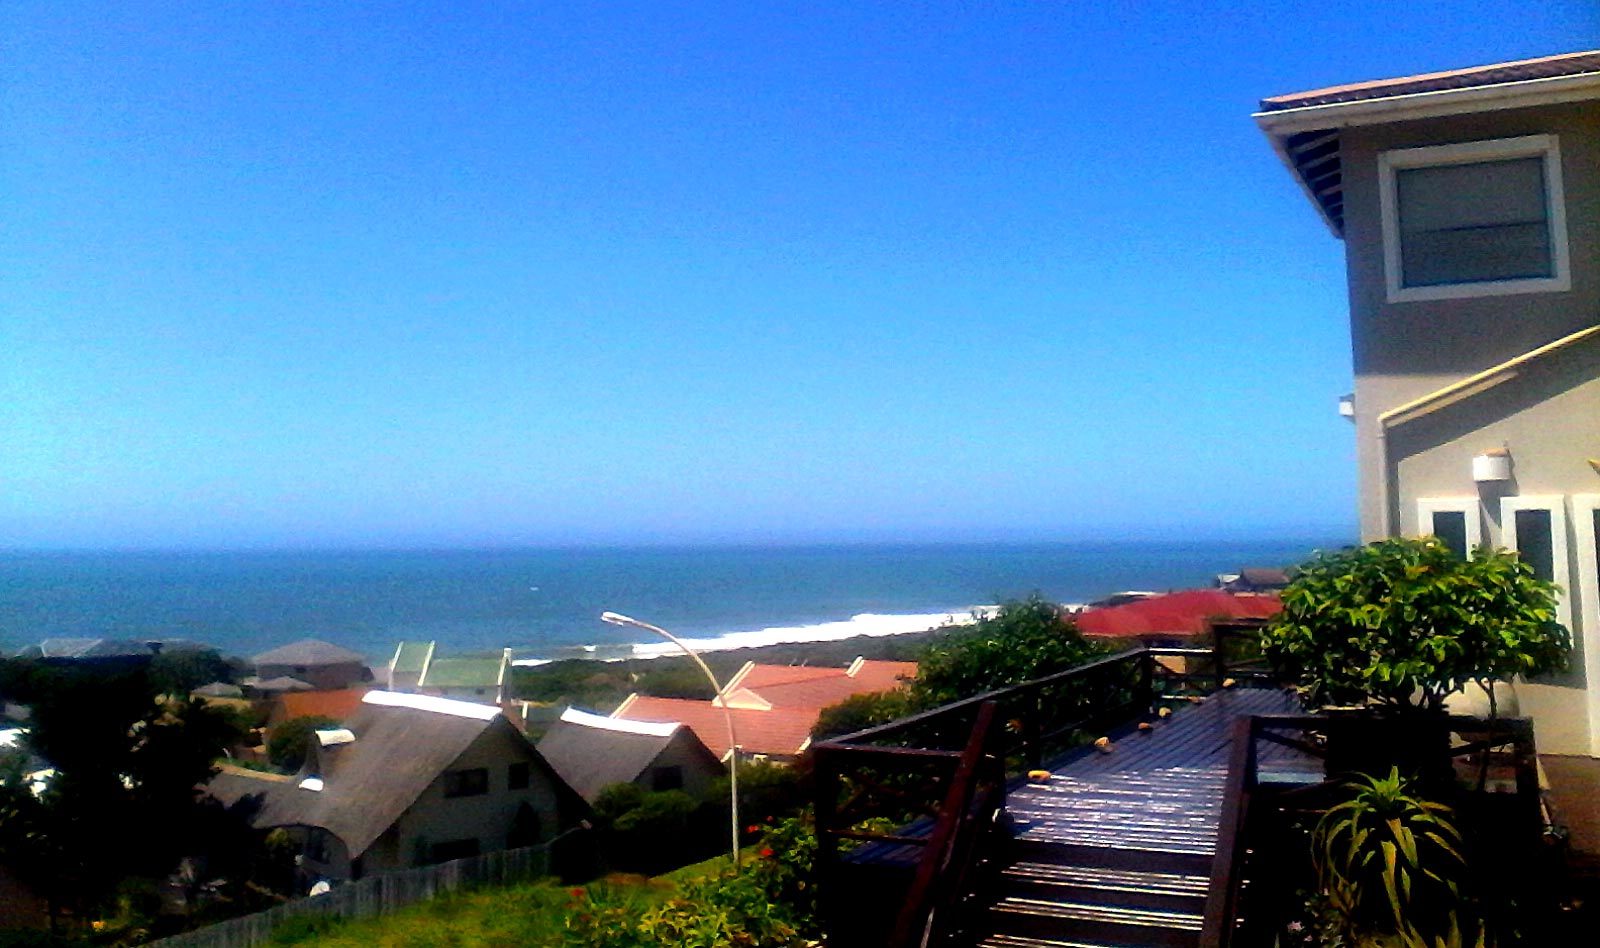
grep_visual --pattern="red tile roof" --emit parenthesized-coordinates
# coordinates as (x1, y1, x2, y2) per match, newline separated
(1074, 590, 1280, 639)
(613, 659, 918, 758)
(615, 696, 818, 759)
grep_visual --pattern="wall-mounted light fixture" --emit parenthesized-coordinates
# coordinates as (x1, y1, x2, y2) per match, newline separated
(1472, 447, 1512, 483)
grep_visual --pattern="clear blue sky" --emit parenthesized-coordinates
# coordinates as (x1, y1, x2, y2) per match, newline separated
(3, 2, 1595, 550)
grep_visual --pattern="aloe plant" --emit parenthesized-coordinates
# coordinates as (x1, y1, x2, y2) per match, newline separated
(1312, 768, 1472, 945)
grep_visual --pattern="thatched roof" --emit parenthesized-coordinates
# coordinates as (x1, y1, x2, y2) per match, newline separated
(536, 708, 722, 802)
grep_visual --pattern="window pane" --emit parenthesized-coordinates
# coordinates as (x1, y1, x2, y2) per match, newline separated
(1431, 510, 1469, 557)
(1397, 157, 1551, 287)
(1515, 508, 1555, 584)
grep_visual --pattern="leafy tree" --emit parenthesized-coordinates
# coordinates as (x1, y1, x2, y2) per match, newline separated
(266, 715, 340, 772)
(1262, 537, 1571, 713)
(911, 595, 1104, 706)
(811, 689, 915, 742)
(0, 658, 245, 921)
(149, 647, 233, 696)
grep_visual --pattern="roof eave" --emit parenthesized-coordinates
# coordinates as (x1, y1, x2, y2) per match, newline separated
(1255, 70, 1600, 137)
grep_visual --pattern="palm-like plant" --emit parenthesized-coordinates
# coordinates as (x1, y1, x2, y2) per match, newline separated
(1312, 768, 1472, 945)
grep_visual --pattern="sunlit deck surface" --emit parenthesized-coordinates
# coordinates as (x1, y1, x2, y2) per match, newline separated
(1008, 687, 1312, 856)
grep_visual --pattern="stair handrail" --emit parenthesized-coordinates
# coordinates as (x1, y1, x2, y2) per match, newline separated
(886, 699, 1001, 948)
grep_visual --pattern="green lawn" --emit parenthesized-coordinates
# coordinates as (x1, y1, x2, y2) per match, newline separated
(267, 874, 674, 948)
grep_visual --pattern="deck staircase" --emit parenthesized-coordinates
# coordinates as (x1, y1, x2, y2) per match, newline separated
(977, 766, 1223, 948)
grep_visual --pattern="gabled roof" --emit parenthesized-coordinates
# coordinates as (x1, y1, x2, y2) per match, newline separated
(537, 707, 722, 802)
(613, 695, 819, 759)
(253, 639, 366, 667)
(16, 637, 210, 660)
(389, 641, 433, 675)
(1254, 50, 1600, 237)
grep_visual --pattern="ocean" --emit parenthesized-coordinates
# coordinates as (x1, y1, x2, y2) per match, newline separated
(0, 540, 1346, 665)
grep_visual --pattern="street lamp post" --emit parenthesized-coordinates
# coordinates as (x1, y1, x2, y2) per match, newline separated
(600, 611, 741, 870)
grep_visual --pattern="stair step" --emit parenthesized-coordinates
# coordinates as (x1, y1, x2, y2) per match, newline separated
(1001, 862, 1209, 912)
(979, 934, 1161, 948)
(1010, 840, 1214, 877)
(989, 897, 1203, 948)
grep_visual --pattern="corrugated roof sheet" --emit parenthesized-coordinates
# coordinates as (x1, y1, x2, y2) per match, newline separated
(1075, 590, 1281, 639)
(253, 639, 366, 667)
(1259, 50, 1600, 112)
(420, 656, 504, 688)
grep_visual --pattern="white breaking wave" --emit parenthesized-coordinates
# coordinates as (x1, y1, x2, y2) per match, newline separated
(626, 607, 995, 659)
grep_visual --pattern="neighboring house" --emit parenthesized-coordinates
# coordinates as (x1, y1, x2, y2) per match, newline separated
(1256, 49, 1600, 755)
(251, 639, 370, 692)
(536, 707, 725, 803)
(206, 690, 586, 885)
(11, 637, 210, 674)
(384, 641, 511, 705)
(612, 658, 917, 762)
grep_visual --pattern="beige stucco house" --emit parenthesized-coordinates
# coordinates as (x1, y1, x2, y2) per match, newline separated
(1256, 50, 1600, 755)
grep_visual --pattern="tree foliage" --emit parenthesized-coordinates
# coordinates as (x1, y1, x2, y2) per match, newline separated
(1262, 537, 1571, 713)
(267, 715, 340, 772)
(0, 658, 246, 919)
(811, 689, 915, 742)
(911, 595, 1104, 707)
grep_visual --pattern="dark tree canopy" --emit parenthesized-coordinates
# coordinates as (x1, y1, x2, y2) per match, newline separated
(911, 595, 1104, 707)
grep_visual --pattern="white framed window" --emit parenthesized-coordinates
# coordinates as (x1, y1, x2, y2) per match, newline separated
(1415, 498, 1481, 557)
(1378, 135, 1570, 303)
(1501, 495, 1571, 629)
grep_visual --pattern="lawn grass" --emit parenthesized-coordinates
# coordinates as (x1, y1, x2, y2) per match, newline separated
(267, 874, 673, 948)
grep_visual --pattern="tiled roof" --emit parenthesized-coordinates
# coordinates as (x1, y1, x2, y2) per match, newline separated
(253, 639, 366, 667)
(1259, 50, 1600, 112)
(614, 696, 818, 759)
(1075, 590, 1281, 639)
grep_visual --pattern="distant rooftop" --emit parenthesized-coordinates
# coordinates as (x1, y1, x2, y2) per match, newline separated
(253, 639, 366, 667)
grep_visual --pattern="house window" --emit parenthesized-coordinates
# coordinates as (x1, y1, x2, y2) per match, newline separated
(1378, 135, 1570, 303)
(1573, 495, 1600, 686)
(508, 762, 530, 790)
(429, 838, 479, 863)
(442, 768, 489, 798)
(651, 765, 683, 792)
(1502, 495, 1571, 629)
(1416, 498, 1481, 558)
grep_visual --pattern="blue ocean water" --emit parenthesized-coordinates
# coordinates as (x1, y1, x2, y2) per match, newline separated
(0, 540, 1346, 664)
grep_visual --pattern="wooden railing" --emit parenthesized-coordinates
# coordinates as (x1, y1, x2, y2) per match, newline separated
(813, 643, 1230, 948)
(1200, 713, 1543, 948)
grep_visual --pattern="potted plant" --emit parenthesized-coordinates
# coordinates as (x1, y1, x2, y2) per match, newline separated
(1260, 537, 1570, 779)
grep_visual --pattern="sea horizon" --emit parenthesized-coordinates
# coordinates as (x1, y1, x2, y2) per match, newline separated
(0, 537, 1350, 666)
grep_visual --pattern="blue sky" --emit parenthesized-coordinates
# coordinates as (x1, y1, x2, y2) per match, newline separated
(3, 2, 1596, 550)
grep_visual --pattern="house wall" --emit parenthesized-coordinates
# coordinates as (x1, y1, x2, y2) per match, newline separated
(1387, 353, 1600, 755)
(1337, 101, 1600, 540)
(375, 720, 567, 875)
(640, 730, 724, 799)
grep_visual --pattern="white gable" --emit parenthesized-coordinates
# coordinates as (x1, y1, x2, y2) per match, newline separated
(361, 689, 501, 721)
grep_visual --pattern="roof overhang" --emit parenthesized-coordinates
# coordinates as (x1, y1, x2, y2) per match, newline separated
(1255, 62, 1600, 238)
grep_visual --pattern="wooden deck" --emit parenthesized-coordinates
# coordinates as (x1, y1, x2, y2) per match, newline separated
(982, 687, 1313, 948)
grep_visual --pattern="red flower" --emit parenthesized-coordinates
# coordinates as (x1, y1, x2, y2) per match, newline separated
(570, 887, 585, 899)
(761, 847, 774, 858)
(746, 825, 759, 833)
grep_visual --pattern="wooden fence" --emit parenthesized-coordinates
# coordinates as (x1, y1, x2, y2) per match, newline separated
(145, 831, 584, 948)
